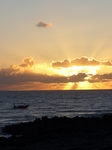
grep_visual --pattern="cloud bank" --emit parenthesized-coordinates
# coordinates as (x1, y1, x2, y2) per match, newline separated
(0, 56, 112, 90)
(0, 68, 87, 84)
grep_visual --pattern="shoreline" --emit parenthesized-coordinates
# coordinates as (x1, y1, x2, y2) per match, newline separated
(1, 115, 112, 149)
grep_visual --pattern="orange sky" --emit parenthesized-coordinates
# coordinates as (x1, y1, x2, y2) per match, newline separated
(0, 1, 112, 90)
(0, 56, 112, 90)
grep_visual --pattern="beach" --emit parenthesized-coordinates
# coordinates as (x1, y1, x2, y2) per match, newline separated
(1, 115, 112, 150)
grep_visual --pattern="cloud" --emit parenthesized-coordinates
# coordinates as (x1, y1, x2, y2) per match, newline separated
(88, 73, 112, 83)
(52, 57, 112, 68)
(0, 56, 87, 85)
(37, 21, 53, 28)
(0, 65, 20, 76)
(20, 57, 35, 67)
(52, 59, 70, 68)
(0, 70, 87, 85)
(69, 73, 87, 82)
(1, 56, 112, 90)
(71, 57, 100, 66)
(101, 61, 112, 66)
(0, 57, 87, 87)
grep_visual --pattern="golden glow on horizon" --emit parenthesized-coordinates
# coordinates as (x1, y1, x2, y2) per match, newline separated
(63, 82, 75, 90)
(77, 81, 93, 90)
(0, 56, 112, 90)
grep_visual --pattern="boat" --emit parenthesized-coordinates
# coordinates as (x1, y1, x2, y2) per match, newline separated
(13, 104, 29, 109)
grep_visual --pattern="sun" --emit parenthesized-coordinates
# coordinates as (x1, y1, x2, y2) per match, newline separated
(53, 66, 99, 77)
(54, 66, 83, 77)
(87, 66, 99, 75)
(31, 63, 100, 90)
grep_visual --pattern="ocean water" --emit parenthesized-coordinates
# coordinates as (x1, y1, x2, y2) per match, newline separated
(0, 90, 112, 135)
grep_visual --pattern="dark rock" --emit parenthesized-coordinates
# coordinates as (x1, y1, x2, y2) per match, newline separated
(1, 116, 112, 149)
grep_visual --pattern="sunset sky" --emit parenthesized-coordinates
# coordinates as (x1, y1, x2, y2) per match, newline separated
(0, 0, 112, 90)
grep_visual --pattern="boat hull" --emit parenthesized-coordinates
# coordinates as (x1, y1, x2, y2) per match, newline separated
(13, 104, 29, 109)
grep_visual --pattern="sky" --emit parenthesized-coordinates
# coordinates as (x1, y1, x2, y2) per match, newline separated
(0, 0, 112, 90)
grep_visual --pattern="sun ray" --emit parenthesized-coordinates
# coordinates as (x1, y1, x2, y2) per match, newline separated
(63, 82, 75, 90)
(77, 81, 93, 90)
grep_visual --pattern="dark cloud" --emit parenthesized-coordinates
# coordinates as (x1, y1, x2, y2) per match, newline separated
(0, 65, 20, 76)
(69, 73, 87, 82)
(52, 57, 112, 68)
(0, 67, 87, 85)
(37, 21, 53, 28)
(88, 73, 112, 83)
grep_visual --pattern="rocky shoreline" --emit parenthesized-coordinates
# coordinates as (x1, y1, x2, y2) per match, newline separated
(1, 115, 112, 149)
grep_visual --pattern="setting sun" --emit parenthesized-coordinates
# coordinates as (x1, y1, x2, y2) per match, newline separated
(0, 56, 112, 90)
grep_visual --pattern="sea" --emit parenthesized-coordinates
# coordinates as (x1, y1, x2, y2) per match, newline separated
(0, 90, 112, 137)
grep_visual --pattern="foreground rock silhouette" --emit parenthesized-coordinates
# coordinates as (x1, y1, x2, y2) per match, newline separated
(1, 115, 112, 149)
